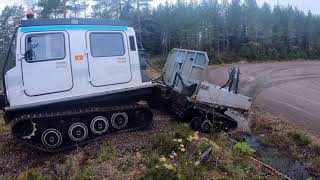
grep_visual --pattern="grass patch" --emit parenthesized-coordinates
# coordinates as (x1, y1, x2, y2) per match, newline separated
(147, 55, 166, 80)
(234, 142, 256, 156)
(150, 55, 166, 68)
(8, 146, 114, 179)
(0, 115, 9, 134)
(250, 109, 320, 174)
(14, 169, 48, 180)
(3, 111, 291, 179)
(289, 131, 312, 146)
(140, 124, 275, 179)
(97, 146, 113, 162)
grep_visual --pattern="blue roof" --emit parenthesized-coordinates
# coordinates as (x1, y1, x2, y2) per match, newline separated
(20, 18, 129, 27)
(20, 25, 128, 32)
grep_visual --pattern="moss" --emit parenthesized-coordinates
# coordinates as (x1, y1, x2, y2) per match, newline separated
(97, 146, 113, 162)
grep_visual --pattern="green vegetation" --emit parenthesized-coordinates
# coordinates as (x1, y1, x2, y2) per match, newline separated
(11, 146, 113, 180)
(234, 142, 256, 156)
(0, 115, 9, 134)
(14, 169, 46, 180)
(147, 56, 166, 80)
(251, 109, 320, 174)
(289, 131, 312, 146)
(4, 124, 281, 179)
(141, 124, 275, 179)
(97, 146, 114, 162)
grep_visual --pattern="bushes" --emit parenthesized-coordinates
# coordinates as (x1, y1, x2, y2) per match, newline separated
(173, 124, 194, 140)
(289, 131, 312, 146)
(234, 142, 256, 156)
(141, 124, 265, 179)
(147, 133, 180, 155)
(14, 169, 45, 180)
(142, 124, 208, 179)
(210, 48, 320, 63)
(152, 47, 320, 65)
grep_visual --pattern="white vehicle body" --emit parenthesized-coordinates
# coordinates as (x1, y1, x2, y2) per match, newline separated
(4, 19, 152, 111)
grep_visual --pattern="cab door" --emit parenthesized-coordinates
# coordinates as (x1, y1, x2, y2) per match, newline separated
(86, 31, 132, 87)
(21, 31, 73, 96)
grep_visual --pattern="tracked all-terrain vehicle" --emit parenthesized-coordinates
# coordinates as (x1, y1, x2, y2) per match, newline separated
(0, 18, 154, 152)
(0, 17, 252, 152)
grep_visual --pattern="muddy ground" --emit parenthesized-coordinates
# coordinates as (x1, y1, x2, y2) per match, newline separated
(206, 60, 320, 137)
(0, 111, 175, 178)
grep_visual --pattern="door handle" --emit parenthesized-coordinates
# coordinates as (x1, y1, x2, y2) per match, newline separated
(56, 61, 66, 64)
(56, 61, 67, 69)
(117, 58, 126, 63)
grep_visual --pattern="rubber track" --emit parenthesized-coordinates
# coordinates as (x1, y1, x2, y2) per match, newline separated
(10, 103, 152, 153)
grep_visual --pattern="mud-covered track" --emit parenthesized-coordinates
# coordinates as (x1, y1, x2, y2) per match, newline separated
(10, 103, 153, 152)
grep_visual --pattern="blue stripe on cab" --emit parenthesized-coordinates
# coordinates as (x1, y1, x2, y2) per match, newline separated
(20, 25, 128, 32)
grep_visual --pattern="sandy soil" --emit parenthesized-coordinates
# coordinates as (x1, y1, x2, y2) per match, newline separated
(206, 61, 320, 137)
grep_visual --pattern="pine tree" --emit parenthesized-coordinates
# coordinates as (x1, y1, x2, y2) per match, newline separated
(0, 5, 24, 76)
(37, 0, 64, 18)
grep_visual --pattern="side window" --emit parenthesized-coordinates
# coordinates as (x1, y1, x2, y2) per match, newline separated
(129, 36, 136, 51)
(90, 33, 125, 57)
(25, 33, 65, 62)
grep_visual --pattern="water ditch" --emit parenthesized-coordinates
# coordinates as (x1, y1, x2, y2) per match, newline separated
(244, 135, 317, 180)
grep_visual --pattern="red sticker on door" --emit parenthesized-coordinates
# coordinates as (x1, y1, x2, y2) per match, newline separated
(75, 55, 83, 61)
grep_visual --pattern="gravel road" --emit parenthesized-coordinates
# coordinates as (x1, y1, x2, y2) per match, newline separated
(206, 61, 320, 136)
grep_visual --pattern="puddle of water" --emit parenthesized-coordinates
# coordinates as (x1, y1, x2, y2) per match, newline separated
(244, 135, 316, 180)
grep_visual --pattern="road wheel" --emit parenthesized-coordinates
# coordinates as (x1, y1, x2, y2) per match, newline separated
(41, 128, 62, 149)
(111, 112, 128, 130)
(201, 120, 212, 133)
(90, 116, 109, 135)
(68, 122, 88, 142)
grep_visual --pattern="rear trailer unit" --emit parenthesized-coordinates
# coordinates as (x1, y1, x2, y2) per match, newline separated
(1, 18, 153, 152)
(153, 49, 253, 133)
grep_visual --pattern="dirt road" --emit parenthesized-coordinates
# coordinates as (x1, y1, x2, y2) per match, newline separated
(206, 61, 320, 136)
